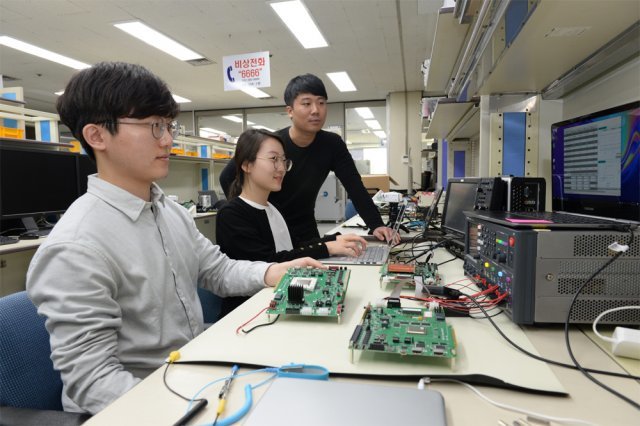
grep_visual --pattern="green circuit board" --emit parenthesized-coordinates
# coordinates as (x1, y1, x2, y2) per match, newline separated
(380, 261, 442, 288)
(349, 304, 456, 358)
(267, 266, 350, 318)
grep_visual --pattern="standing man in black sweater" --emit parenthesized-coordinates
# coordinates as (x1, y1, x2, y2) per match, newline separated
(220, 74, 397, 243)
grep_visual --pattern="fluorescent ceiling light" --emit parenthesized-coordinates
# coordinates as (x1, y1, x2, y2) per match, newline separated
(326, 72, 356, 92)
(222, 115, 243, 123)
(373, 130, 387, 139)
(252, 125, 275, 132)
(355, 107, 374, 119)
(54, 90, 65, 96)
(240, 86, 271, 99)
(222, 115, 255, 125)
(365, 120, 381, 130)
(114, 21, 203, 61)
(270, 1, 328, 49)
(199, 127, 227, 137)
(0, 36, 90, 70)
(172, 94, 191, 103)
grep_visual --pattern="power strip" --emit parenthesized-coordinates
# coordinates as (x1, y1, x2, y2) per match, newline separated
(611, 327, 640, 360)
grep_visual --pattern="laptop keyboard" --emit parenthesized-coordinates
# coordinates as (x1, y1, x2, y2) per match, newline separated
(355, 245, 388, 264)
(515, 212, 619, 224)
(0, 235, 19, 245)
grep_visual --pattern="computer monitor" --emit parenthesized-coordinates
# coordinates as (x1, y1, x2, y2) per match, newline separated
(77, 154, 97, 195)
(551, 100, 640, 221)
(441, 177, 480, 238)
(0, 147, 80, 223)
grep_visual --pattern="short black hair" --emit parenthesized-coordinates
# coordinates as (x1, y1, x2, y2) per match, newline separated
(283, 73, 328, 107)
(56, 61, 180, 160)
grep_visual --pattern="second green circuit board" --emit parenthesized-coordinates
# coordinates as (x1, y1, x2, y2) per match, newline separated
(349, 304, 456, 358)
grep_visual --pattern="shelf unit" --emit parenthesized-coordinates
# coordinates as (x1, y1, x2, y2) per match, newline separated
(423, 0, 640, 144)
(424, 7, 472, 96)
(424, 99, 479, 141)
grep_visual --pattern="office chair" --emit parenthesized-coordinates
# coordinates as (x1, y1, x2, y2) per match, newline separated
(0, 291, 90, 425)
(198, 287, 222, 326)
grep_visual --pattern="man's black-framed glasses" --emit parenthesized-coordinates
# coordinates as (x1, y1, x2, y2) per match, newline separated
(116, 120, 180, 139)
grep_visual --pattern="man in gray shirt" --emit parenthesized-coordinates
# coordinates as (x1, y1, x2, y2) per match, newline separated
(26, 62, 322, 415)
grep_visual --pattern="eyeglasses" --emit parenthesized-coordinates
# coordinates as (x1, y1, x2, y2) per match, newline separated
(116, 120, 180, 139)
(256, 156, 293, 171)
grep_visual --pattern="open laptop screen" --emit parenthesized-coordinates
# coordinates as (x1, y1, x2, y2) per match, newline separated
(551, 101, 640, 221)
(441, 178, 480, 238)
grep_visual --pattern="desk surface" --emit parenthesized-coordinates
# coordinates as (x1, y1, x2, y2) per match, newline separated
(85, 246, 639, 426)
(0, 237, 43, 255)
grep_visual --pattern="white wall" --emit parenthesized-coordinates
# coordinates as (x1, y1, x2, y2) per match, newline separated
(561, 57, 640, 120)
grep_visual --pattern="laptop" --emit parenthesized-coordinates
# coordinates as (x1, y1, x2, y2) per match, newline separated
(319, 202, 407, 265)
(244, 377, 447, 426)
(472, 102, 640, 230)
(422, 188, 444, 239)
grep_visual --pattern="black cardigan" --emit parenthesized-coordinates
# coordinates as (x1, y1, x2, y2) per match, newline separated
(216, 197, 335, 262)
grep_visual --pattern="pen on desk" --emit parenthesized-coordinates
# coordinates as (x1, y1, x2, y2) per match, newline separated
(172, 398, 208, 426)
(213, 365, 239, 425)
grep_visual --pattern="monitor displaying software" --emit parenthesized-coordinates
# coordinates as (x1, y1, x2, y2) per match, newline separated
(441, 178, 480, 238)
(551, 101, 640, 221)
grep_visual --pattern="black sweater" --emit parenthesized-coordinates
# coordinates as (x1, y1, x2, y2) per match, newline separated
(219, 127, 384, 242)
(216, 197, 335, 262)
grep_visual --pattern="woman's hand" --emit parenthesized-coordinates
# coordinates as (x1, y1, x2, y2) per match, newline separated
(326, 233, 367, 257)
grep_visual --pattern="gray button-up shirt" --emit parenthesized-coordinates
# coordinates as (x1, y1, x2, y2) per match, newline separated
(27, 175, 269, 414)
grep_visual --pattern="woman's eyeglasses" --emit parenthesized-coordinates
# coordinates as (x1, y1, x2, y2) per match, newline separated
(256, 156, 293, 171)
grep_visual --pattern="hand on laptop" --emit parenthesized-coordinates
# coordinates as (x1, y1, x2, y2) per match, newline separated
(327, 234, 367, 257)
(372, 226, 401, 245)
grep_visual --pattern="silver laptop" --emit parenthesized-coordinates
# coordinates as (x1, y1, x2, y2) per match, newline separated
(244, 377, 447, 426)
(319, 202, 407, 265)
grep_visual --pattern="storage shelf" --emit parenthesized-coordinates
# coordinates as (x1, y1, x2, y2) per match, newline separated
(169, 155, 229, 165)
(425, 99, 479, 141)
(476, 0, 640, 95)
(0, 137, 72, 149)
(424, 7, 471, 95)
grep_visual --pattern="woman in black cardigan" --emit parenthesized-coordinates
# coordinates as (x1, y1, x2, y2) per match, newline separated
(216, 129, 366, 316)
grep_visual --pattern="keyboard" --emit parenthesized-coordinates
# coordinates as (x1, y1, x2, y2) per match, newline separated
(354, 245, 389, 264)
(514, 211, 622, 225)
(0, 235, 19, 245)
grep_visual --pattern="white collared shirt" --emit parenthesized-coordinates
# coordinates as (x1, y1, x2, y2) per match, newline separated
(27, 175, 269, 414)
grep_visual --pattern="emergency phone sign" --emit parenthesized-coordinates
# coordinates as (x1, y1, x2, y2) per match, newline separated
(223, 51, 270, 91)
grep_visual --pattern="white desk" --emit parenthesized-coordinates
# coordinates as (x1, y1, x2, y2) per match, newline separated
(85, 247, 640, 426)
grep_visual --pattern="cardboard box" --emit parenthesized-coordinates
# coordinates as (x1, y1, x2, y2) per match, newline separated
(361, 174, 390, 193)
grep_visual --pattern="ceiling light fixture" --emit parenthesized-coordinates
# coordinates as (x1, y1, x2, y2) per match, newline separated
(252, 125, 276, 132)
(373, 130, 387, 139)
(222, 115, 255, 125)
(222, 115, 243, 123)
(172, 94, 191, 103)
(355, 107, 374, 119)
(0, 36, 90, 70)
(270, 0, 328, 49)
(114, 21, 204, 61)
(326, 72, 356, 92)
(365, 119, 381, 130)
(240, 86, 271, 99)
(54, 91, 65, 96)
